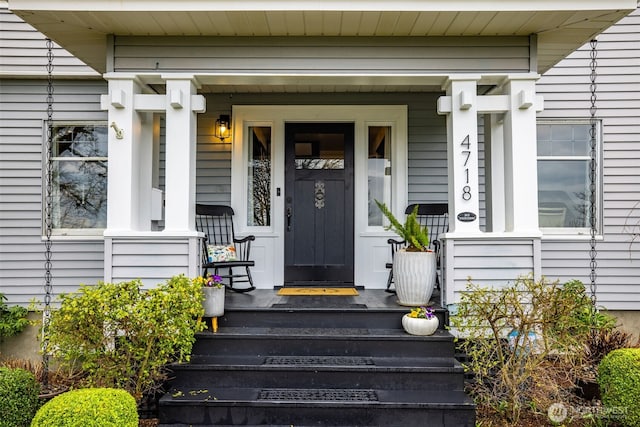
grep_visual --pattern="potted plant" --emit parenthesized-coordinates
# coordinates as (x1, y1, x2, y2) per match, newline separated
(402, 306, 439, 335)
(194, 274, 224, 332)
(376, 200, 436, 305)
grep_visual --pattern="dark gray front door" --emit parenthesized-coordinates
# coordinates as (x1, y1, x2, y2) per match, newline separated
(284, 123, 354, 285)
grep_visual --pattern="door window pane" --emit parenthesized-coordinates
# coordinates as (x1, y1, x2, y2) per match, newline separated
(368, 126, 392, 226)
(294, 132, 345, 170)
(247, 126, 272, 226)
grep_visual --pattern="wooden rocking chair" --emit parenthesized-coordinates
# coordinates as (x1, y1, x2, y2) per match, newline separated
(195, 204, 256, 293)
(385, 203, 449, 293)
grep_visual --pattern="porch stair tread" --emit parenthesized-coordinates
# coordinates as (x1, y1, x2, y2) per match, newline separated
(159, 386, 474, 406)
(185, 354, 459, 368)
(157, 290, 475, 426)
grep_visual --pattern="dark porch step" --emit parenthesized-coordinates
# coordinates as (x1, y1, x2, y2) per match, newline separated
(168, 355, 465, 391)
(191, 327, 454, 358)
(216, 307, 448, 330)
(158, 387, 475, 427)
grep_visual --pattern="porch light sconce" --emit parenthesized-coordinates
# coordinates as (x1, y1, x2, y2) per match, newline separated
(215, 114, 231, 142)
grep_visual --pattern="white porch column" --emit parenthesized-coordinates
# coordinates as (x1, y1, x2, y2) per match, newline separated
(503, 76, 541, 233)
(163, 76, 203, 232)
(441, 77, 481, 233)
(484, 113, 506, 232)
(102, 75, 153, 232)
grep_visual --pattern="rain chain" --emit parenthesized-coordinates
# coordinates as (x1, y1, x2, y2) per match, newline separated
(588, 39, 599, 310)
(42, 38, 54, 387)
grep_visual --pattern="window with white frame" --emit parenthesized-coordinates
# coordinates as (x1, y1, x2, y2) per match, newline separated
(536, 121, 600, 230)
(47, 123, 108, 235)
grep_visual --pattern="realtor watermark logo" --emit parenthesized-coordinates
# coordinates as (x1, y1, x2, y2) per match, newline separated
(548, 402, 628, 423)
(548, 403, 568, 423)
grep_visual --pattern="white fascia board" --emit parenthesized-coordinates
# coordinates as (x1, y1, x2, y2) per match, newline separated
(8, 0, 637, 12)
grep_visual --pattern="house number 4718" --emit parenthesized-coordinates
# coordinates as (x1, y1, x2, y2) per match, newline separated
(460, 135, 472, 201)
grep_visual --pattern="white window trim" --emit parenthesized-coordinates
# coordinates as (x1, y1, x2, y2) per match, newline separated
(537, 119, 602, 236)
(41, 121, 108, 240)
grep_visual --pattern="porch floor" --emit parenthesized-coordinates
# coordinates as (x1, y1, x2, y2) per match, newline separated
(223, 287, 442, 312)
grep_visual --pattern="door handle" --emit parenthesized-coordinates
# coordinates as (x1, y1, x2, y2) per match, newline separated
(287, 207, 292, 231)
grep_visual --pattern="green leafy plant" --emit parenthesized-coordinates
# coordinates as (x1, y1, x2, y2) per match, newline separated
(0, 293, 29, 341)
(450, 275, 596, 426)
(0, 367, 41, 427)
(31, 387, 138, 427)
(46, 275, 205, 403)
(598, 348, 640, 426)
(375, 201, 430, 251)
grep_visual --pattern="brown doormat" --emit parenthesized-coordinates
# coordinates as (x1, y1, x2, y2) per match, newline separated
(277, 288, 359, 296)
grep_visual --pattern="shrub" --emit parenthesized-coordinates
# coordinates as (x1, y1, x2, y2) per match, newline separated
(0, 367, 41, 427)
(30, 388, 138, 427)
(598, 348, 640, 426)
(46, 275, 205, 403)
(450, 275, 595, 425)
(0, 293, 29, 341)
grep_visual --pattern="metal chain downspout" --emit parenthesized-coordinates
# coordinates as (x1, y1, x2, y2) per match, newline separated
(42, 38, 55, 387)
(588, 39, 598, 311)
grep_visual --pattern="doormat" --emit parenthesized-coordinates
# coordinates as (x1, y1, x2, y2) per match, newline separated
(277, 288, 359, 296)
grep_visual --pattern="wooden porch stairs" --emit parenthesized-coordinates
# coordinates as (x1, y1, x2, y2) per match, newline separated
(157, 290, 475, 426)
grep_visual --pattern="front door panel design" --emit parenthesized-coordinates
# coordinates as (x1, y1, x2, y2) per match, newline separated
(284, 123, 354, 285)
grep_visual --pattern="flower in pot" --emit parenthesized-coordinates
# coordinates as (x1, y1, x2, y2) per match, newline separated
(193, 274, 224, 332)
(402, 306, 439, 336)
(375, 200, 437, 306)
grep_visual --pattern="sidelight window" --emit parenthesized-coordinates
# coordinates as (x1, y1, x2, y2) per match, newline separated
(368, 126, 392, 226)
(247, 126, 272, 226)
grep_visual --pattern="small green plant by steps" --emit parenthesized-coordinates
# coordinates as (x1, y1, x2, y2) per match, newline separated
(31, 387, 138, 427)
(375, 201, 430, 251)
(0, 367, 40, 427)
(46, 275, 205, 404)
(598, 348, 640, 427)
(0, 292, 29, 342)
(450, 275, 598, 426)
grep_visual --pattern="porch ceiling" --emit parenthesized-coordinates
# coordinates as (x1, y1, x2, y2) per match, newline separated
(8, 1, 636, 78)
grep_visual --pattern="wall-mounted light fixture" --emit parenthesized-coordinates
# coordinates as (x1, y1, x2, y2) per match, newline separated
(215, 114, 231, 141)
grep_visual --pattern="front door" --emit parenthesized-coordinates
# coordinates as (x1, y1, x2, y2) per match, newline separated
(284, 123, 354, 285)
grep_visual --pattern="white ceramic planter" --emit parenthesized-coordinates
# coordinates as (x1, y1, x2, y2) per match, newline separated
(402, 314, 439, 336)
(202, 286, 225, 317)
(393, 250, 436, 306)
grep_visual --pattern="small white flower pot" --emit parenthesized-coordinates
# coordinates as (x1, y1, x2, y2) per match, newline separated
(202, 286, 225, 318)
(402, 314, 439, 336)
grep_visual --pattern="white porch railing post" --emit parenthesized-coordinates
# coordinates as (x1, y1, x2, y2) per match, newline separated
(103, 75, 147, 232)
(503, 77, 541, 233)
(163, 76, 201, 232)
(443, 77, 481, 234)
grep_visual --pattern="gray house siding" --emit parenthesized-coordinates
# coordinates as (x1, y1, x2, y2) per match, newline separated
(113, 36, 531, 74)
(0, 79, 107, 306)
(0, 5, 98, 77)
(536, 8, 640, 310)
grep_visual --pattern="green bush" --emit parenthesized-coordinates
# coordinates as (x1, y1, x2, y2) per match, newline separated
(450, 275, 596, 425)
(0, 293, 29, 341)
(30, 388, 138, 427)
(47, 276, 205, 402)
(0, 367, 41, 427)
(598, 348, 640, 426)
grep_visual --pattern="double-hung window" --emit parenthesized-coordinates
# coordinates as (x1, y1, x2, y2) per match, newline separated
(47, 123, 108, 236)
(536, 121, 600, 232)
